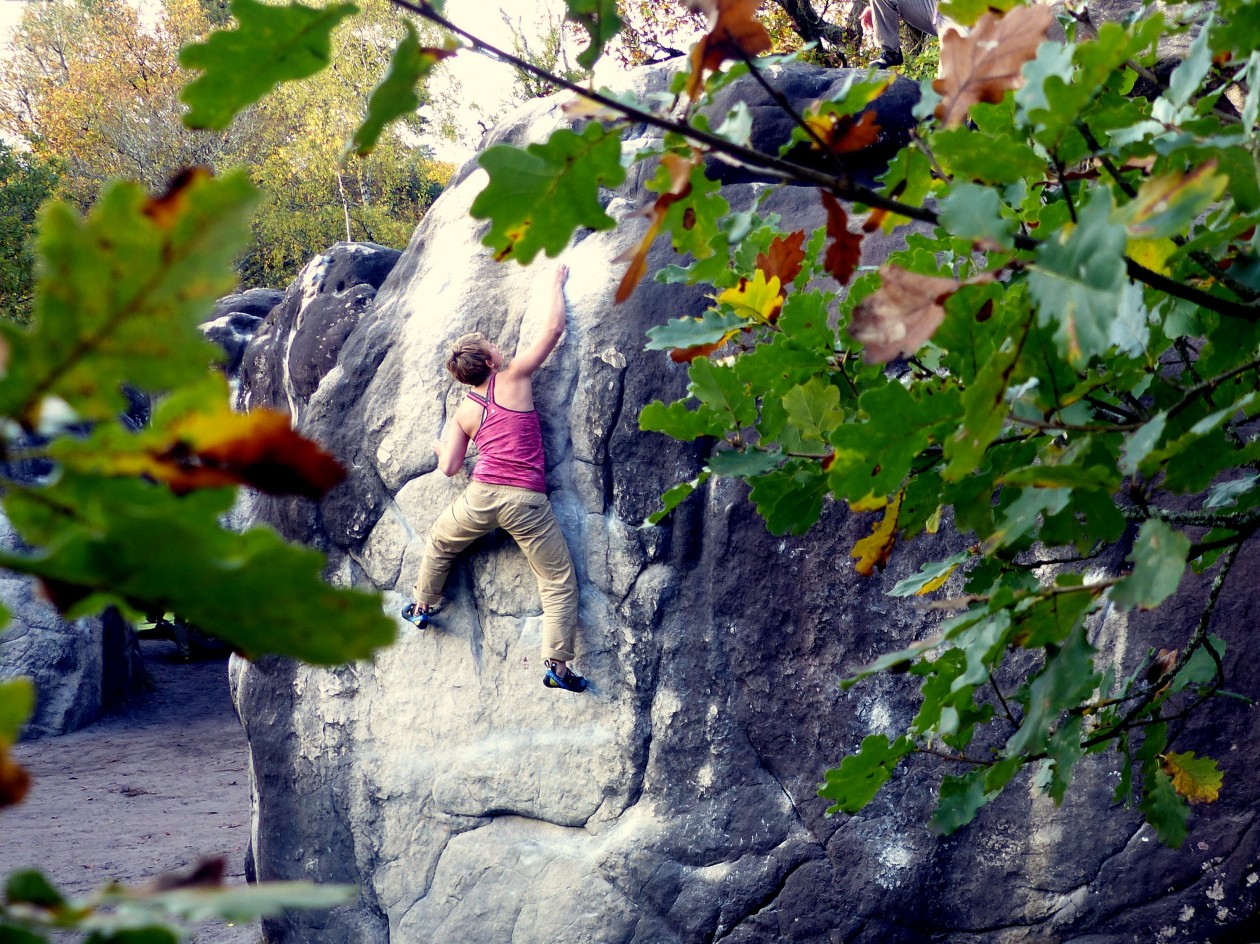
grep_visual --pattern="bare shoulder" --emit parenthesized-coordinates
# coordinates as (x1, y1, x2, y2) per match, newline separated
(491, 369, 535, 411)
(454, 394, 483, 436)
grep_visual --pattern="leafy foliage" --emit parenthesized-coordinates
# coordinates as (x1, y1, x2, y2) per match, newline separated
(0, 864, 355, 943)
(412, 0, 1257, 845)
(0, 129, 393, 944)
(0, 143, 59, 325)
(9, 7, 1257, 928)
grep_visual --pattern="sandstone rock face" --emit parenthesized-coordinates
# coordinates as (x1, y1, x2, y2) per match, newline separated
(0, 512, 143, 739)
(235, 243, 402, 421)
(232, 63, 1259, 943)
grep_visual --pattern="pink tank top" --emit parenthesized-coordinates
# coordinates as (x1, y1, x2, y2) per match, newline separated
(467, 373, 547, 493)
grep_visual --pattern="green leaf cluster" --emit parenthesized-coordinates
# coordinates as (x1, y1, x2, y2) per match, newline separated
(0, 170, 395, 666)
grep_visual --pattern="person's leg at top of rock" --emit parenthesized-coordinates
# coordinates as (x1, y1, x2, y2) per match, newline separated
(861, 0, 944, 68)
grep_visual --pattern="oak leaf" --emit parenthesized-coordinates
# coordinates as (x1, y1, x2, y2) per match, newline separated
(683, 0, 772, 100)
(850, 265, 995, 363)
(670, 339, 732, 363)
(1162, 751, 1223, 804)
(821, 192, 864, 285)
(85, 406, 346, 499)
(755, 230, 807, 286)
(933, 5, 1055, 129)
(716, 270, 784, 323)
(615, 153, 696, 303)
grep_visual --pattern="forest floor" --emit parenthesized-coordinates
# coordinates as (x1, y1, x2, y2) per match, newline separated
(1, 639, 259, 944)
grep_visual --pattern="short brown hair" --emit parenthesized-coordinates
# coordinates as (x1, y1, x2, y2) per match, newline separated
(447, 332, 493, 385)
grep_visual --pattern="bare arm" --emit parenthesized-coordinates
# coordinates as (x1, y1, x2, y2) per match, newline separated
(504, 264, 568, 379)
(433, 402, 476, 477)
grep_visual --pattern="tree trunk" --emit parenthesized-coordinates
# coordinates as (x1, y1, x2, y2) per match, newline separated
(770, 0, 855, 48)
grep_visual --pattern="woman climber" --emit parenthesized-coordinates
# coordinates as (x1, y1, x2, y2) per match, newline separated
(403, 264, 586, 693)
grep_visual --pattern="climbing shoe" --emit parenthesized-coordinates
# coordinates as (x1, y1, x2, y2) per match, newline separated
(870, 46, 903, 69)
(543, 660, 588, 693)
(401, 602, 432, 629)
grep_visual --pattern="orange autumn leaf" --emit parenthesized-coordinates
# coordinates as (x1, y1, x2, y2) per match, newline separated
(143, 167, 214, 229)
(160, 408, 345, 498)
(671, 338, 730, 363)
(615, 153, 696, 304)
(821, 191, 863, 285)
(932, 5, 1054, 129)
(683, 0, 773, 100)
(92, 406, 346, 499)
(851, 491, 903, 575)
(755, 230, 807, 286)
(804, 110, 882, 154)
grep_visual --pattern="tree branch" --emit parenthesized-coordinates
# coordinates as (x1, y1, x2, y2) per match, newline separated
(392, 0, 1260, 326)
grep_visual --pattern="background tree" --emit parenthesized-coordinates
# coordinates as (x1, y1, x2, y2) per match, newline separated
(0, 143, 59, 325)
(0, 0, 453, 288)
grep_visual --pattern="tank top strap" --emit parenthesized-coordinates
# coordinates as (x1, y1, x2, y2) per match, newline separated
(486, 372, 498, 406)
(467, 390, 488, 407)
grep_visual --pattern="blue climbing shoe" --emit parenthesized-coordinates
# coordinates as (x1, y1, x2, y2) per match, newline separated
(401, 602, 432, 628)
(543, 660, 588, 693)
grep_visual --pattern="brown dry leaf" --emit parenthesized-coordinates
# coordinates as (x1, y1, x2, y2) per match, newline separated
(932, 5, 1054, 129)
(756, 230, 807, 286)
(849, 265, 963, 363)
(615, 153, 696, 303)
(684, 0, 772, 100)
(821, 192, 863, 285)
(143, 167, 213, 229)
(0, 748, 31, 808)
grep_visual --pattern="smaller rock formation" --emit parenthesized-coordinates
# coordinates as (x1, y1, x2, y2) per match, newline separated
(0, 511, 143, 739)
(235, 243, 402, 420)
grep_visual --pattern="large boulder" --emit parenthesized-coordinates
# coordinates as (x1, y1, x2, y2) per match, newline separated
(0, 511, 143, 739)
(231, 63, 1259, 943)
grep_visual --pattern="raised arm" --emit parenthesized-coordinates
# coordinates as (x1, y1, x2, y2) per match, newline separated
(504, 264, 568, 379)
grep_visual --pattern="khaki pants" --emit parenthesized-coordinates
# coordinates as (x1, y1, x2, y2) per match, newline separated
(413, 482, 579, 663)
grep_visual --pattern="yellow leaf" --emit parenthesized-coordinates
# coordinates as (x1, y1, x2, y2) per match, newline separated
(716, 269, 783, 322)
(1127, 237, 1178, 275)
(1162, 751, 1223, 805)
(851, 491, 903, 575)
(848, 492, 889, 512)
(915, 564, 957, 595)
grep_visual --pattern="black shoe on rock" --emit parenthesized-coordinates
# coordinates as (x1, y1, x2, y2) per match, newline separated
(870, 46, 903, 69)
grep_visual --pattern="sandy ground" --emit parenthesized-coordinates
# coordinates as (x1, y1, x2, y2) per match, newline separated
(1, 640, 260, 944)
